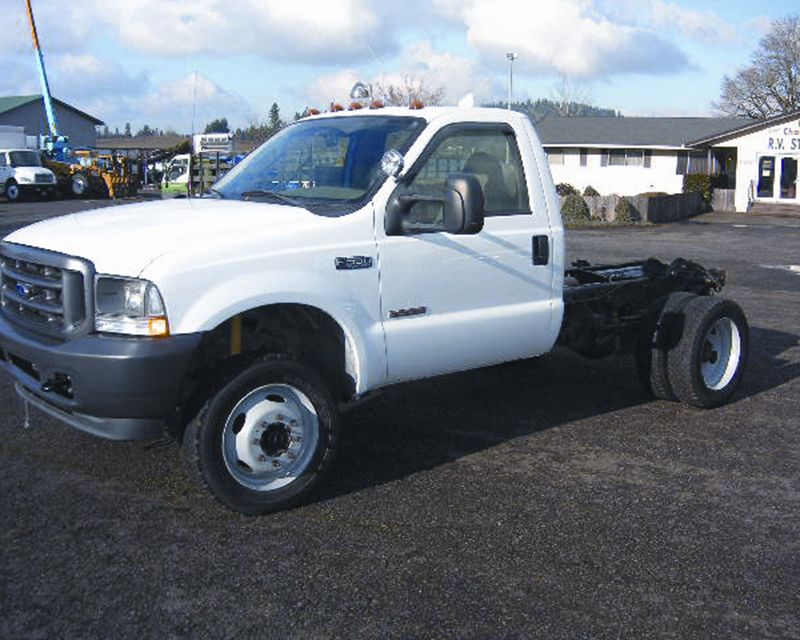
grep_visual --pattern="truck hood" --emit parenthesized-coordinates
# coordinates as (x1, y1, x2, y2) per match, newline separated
(12, 166, 55, 181)
(4, 198, 335, 276)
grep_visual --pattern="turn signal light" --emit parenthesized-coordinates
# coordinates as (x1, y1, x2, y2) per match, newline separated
(148, 317, 170, 337)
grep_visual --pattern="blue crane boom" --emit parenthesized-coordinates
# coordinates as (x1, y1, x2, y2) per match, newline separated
(24, 0, 70, 159)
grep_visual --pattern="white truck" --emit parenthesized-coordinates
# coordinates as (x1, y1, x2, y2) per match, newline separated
(0, 148, 58, 202)
(0, 107, 749, 514)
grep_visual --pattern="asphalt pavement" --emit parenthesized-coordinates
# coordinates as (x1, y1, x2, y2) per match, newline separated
(1, 197, 798, 639)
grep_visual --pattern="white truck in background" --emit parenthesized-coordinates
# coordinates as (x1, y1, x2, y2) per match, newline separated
(0, 148, 57, 202)
(0, 107, 749, 514)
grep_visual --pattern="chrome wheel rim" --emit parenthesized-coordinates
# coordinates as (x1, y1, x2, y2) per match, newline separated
(7, 184, 19, 200)
(221, 384, 319, 491)
(701, 317, 741, 390)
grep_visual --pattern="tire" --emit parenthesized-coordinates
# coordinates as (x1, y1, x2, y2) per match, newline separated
(182, 355, 339, 515)
(5, 179, 21, 203)
(666, 296, 749, 408)
(70, 172, 89, 198)
(636, 291, 696, 400)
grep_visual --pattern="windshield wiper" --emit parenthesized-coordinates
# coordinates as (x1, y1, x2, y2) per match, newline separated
(240, 190, 301, 207)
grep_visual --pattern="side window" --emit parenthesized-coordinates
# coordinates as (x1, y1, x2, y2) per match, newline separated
(0, 154, 6, 167)
(406, 128, 530, 225)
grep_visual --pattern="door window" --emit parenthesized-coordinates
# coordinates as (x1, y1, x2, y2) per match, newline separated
(757, 156, 775, 198)
(780, 157, 797, 200)
(406, 128, 529, 225)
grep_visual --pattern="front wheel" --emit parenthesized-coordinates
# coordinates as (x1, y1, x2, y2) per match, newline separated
(666, 296, 749, 408)
(182, 355, 339, 514)
(5, 179, 21, 202)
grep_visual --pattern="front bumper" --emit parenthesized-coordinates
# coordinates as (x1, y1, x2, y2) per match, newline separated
(0, 313, 202, 440)
(19, 183, 56, 195)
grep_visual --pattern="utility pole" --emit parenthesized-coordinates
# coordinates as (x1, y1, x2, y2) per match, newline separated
(506, 52, 518, 110)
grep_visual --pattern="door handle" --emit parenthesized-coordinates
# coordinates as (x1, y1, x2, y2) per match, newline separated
(532, 235, 549, 265)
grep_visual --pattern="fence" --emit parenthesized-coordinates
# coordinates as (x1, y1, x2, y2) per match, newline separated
(712, 189, 736, 212)
(560, 192, 704, 223)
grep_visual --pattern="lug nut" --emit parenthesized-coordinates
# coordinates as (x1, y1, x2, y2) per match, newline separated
(258, 455, 266, 462)
(272, 460, 281, 468)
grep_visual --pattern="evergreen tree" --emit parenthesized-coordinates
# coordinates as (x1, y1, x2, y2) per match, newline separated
(268, 103, 282, 133)
(204, 118, 230, 134)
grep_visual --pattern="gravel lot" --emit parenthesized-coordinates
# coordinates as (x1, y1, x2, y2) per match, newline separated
(1, 197, 798, 639)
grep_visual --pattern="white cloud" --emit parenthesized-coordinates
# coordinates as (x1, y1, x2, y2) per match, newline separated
(130, 73, 249, 131)
(0, 4, 93, 54)
(87, 0, 386, 63)
(434, 0, 689, 78)
(49, 54, 148, 97)
(651, 1, 738, 43)
(304, 41, 498, 106)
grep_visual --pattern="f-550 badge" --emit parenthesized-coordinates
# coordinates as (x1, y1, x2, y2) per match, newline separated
(335, 256, 373, 270)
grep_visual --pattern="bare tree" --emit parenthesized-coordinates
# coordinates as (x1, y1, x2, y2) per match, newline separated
(375, 76, 445, 106)
(716, 15, 800, 118)
(550, 75, 592, 117)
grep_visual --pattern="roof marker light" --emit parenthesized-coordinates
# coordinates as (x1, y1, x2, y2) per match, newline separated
(369, 100, 384, 109)
(330, 103, 345, 112)
(409, 99, 424, 110)
(349, 101, 364, 110)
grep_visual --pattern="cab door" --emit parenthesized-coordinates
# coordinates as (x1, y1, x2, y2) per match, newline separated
(375, 121, 557, 384)
(0, 153, 9, 188)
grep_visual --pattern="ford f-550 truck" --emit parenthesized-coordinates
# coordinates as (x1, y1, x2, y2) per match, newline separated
(0, 107, 748, 514)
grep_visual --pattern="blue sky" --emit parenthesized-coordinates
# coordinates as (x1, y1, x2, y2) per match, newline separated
(1, 0, 796, 132)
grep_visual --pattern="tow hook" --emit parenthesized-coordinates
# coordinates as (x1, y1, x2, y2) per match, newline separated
(41, 373, 73, 398)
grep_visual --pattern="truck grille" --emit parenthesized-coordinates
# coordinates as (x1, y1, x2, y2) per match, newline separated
(34, 173, 53, 184)
(0, 243, 94, 339)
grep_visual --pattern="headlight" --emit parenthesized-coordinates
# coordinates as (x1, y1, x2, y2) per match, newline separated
(95, 276, 169, 337)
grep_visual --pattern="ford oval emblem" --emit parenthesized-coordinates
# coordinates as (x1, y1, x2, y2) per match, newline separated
(16, 282, 33, 298)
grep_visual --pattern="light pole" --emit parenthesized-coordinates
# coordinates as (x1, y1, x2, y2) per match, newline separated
(506, 52, 518, 110)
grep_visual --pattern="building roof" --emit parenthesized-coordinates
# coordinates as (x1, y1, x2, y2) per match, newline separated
(535, 116, 754, 149)
(688, 109, 800, 146)
(0, 94, 104, 125)
(98, 135, 190, 152)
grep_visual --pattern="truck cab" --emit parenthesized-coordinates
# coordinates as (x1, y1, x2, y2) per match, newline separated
(0, 148, 57, 202)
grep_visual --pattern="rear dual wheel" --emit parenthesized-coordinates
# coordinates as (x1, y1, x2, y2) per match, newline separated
(638, 294, 748, 408)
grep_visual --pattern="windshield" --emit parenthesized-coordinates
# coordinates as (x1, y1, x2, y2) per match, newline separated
(214, 115, 426, 214)
(9, 151, 42, 168)
(167, 159, 188, 181)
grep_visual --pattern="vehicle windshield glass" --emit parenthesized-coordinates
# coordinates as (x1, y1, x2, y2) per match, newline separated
(167, 160, 188, 181)
(214, 115, 426, 215)
(9, 151, 42, 168)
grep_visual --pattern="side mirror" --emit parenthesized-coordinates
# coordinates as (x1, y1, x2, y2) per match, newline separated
(385, 173, 485, 236)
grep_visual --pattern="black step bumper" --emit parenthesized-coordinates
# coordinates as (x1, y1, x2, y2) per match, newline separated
(0, 314, 202, 440)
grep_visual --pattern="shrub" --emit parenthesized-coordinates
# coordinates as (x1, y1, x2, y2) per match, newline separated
(682, 173, 712, 207)
(637, 191, 668, 199)
(556, 182, 578, 196)
(583, 185, 600, 197)
(614, 197, 634, 225)
(561, 193, 590, 225)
